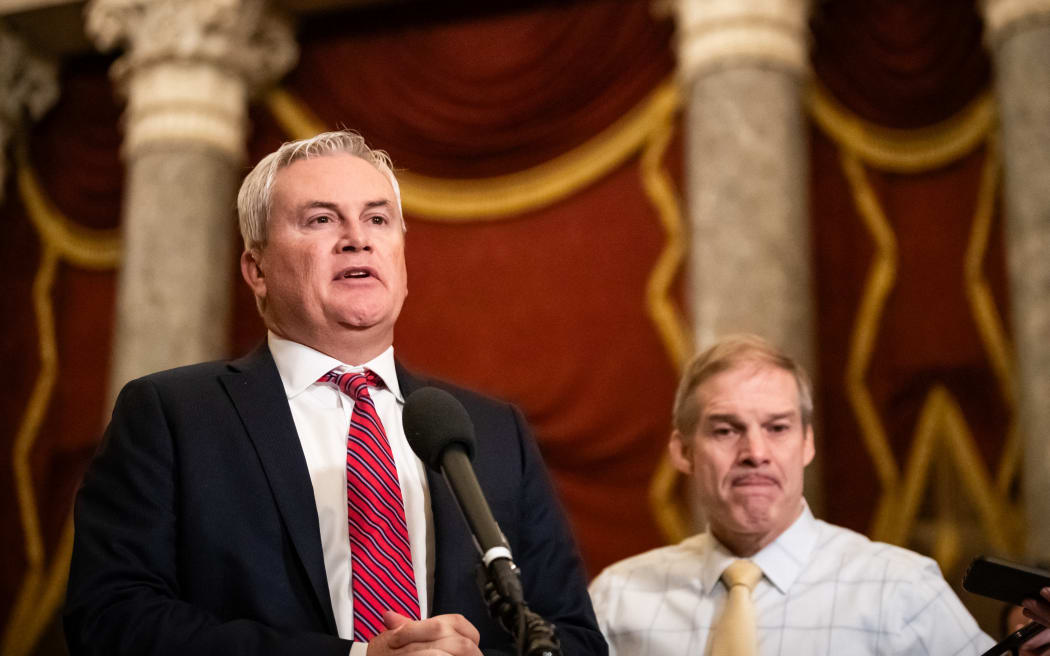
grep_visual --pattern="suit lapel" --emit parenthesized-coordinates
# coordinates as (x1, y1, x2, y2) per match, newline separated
(220, 344, 338, 634)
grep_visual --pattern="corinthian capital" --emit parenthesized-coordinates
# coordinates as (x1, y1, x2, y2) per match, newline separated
(981, 0, 1050, 44)
(86, 0, 297, 91)
(84, 0, 297, 161)
(0, 22, 59, 203)
(671, 0, 813, 81)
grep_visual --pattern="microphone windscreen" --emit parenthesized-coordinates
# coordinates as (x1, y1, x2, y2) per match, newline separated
(402, 387, 477, 470)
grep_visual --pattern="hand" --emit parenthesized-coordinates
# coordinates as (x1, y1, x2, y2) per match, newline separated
(1024, 588, 1050, 627)
(366, 611, 482, 655)
(1017, 623, 1050, 656)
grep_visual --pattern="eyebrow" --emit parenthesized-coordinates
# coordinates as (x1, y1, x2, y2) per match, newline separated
(298, 201, 340, 213)
(295, 199, 393, 214)
(704, 411, 797, 423)
(705, 413, 743, 425)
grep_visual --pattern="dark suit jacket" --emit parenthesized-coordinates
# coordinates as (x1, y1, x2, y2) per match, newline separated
(64, 345, 606, 655)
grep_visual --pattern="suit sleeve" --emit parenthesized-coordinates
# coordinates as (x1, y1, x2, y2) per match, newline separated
(63, 377, 353, 656)
(509, 407, 608, 656)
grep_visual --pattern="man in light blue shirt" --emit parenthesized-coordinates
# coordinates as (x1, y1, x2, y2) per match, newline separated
(590, 334, 996, 655)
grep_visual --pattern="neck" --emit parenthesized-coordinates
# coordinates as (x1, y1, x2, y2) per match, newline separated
(269, 322, 393, 366)
(711, 529, 772, 558)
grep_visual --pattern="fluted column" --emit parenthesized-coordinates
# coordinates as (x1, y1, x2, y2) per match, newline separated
(0, 22, 59, 204)
(981, 0, 1050, 559)
(671, 0, 821, 509)
(86, 0, 297, 404)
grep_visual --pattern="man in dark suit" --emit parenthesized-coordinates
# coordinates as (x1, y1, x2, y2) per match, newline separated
(64, 130, 606, 656)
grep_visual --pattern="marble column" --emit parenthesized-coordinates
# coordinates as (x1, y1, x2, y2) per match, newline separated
(671, 0, 821, 507)
(85, 0, 297, 405)
(0, 22, 59, 204)
(981, 0, 1050, 559)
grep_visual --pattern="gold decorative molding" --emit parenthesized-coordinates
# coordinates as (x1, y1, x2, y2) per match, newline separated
(2, 159, 120, 656)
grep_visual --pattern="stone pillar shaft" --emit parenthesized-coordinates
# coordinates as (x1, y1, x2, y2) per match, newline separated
(982, 0, 1050, 559)
(85, 0, 296, 404)
(108, 147, 240, 389)
(673, 0, 820, 511)
(685, 70, 813, 361)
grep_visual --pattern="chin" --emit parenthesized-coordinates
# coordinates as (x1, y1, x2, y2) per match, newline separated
(733, 499, 776, 527)
(331, 307, 391, 329)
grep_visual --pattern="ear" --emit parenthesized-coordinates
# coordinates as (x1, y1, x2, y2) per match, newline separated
(240, 248, 267, 299)
(802, 424, 816, 467)
(668, 430, 694, 475)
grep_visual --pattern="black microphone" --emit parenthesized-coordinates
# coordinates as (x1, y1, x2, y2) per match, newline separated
(403, 386, 561, 656)
(402, 387, 518, 587)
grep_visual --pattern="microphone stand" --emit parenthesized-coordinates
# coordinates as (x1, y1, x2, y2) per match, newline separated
(474, 553, 562, 656)
(440, 450, 562, 655)
(980, 622, 1045, 656)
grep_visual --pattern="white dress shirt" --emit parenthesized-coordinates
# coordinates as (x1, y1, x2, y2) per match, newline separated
(269, 333, 433, 654)
(589, 504, 994, 655)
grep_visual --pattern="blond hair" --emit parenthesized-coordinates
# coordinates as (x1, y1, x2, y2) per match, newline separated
(672, 334, 814, 436)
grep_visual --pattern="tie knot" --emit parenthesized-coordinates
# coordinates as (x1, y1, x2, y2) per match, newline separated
(319, 368, 385, 400)
(722, 560, 762, 591)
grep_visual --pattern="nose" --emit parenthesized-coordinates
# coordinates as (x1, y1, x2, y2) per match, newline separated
(338, 220, 371, 253)
(737, 429, 771, 467)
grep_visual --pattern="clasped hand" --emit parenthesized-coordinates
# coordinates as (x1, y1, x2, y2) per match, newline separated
(368, 611, 483, 656)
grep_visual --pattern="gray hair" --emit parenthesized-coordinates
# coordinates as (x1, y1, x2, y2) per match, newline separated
(237, 129, 403, 251)
(672, 334, 814, 437)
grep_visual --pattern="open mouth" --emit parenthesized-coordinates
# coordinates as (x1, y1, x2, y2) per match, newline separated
(336, 267, 377, 281)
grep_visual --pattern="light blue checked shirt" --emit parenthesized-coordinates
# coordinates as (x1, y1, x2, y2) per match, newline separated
(589, 504, 994, 655)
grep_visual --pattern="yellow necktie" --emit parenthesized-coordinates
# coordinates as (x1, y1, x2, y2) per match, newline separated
(711, 559, 763, 656)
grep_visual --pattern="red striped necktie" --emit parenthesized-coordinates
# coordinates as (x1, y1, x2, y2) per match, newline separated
(319, 369, 419, 641)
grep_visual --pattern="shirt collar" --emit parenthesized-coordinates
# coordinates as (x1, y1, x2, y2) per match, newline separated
(698, 501, 818, 596)
(267, 331, 404, 403)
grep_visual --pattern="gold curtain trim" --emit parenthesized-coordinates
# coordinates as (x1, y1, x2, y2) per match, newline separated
(963, 139, 1023, 542)
(887, 386, 1015, 572)
(640, 94, 692, 373)
(642, 91, 693, 545)
(265, 83, 682, 220)
(818, 86, 1020, 555)
(839, 150, 901, 542)
(2, 157, 120, 656)
(17, 163, 121, 268)
(806, 83, 995, 173)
